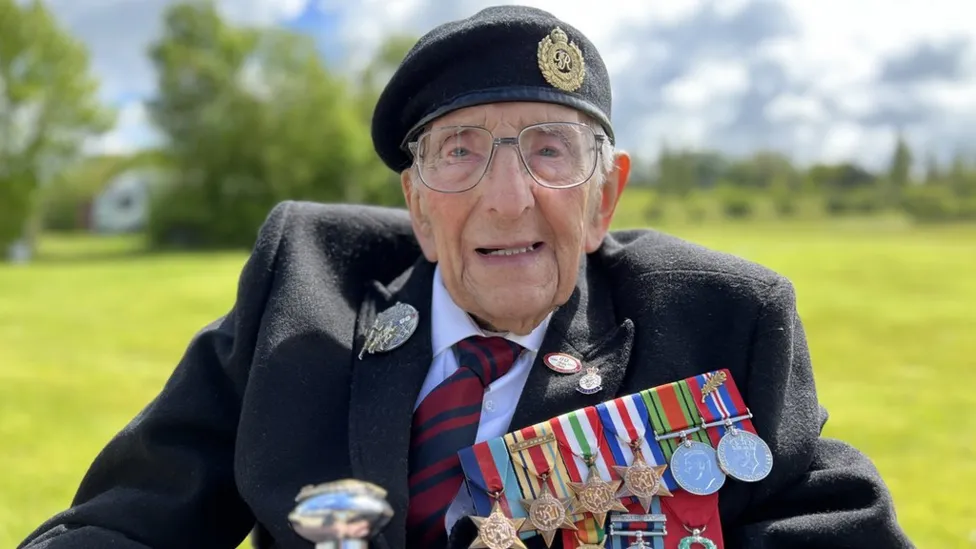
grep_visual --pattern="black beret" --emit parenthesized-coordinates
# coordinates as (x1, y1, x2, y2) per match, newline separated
(371, 5, 614, 172)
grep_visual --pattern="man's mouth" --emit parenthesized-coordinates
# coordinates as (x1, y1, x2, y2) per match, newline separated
(476, 242, 544, 256)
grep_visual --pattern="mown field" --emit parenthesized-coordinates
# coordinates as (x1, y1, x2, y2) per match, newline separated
(1, 206, 973, 548)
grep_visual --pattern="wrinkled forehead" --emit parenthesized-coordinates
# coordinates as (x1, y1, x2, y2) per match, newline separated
(427, 102, 590, 133)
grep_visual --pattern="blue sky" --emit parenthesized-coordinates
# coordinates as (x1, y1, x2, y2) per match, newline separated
(38, 0, 976, 171)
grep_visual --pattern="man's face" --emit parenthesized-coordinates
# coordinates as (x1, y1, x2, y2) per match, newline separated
(401, 102, 630, 335)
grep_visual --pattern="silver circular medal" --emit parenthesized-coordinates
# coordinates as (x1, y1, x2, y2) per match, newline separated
(358, 302, 419, 359)
(576, 367, 603, 395)
(716, 429, 773, 482)
(669, 439, 726, 496)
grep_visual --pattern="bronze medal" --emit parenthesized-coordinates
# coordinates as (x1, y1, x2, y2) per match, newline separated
(519, 484, 577, 547)
(612, 453, 673, 513)
(567, 465, 628, 528)
(470, 501, 527, 549)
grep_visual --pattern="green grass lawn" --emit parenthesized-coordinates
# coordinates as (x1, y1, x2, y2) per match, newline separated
(1, 214, 974, 548)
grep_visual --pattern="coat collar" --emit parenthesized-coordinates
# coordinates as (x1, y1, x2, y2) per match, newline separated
(348, 254, 634, 549)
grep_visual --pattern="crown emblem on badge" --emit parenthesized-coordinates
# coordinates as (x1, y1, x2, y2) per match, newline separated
(537, 27, 585, 92)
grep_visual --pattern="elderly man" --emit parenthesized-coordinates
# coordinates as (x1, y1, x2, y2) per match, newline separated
(19, 5, 912, 549)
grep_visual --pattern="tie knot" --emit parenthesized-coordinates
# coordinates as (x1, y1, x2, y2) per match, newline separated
(455, 335, 523, 386)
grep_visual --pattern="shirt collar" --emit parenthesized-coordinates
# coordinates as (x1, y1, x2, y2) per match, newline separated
(430, 263, 551, 357)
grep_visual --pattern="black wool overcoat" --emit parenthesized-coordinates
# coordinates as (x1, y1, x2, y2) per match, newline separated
(19, 201, 914, 549)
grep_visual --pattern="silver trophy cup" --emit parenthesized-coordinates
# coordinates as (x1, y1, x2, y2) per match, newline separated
(289, 479, 394, 549)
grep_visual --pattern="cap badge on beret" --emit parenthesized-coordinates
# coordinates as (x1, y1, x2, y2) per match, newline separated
(537, 27, 585, 92)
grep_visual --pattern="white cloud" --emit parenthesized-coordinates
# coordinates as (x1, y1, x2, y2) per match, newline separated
(765, 93, 827, 124)
(37, 0, 976, 168)
(820, 121, 896, 169)
(83, 101, 163, 156)
(661, 60, 750, 111)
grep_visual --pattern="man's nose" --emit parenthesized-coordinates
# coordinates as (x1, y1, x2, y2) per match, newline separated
(479, 145, 535, 218)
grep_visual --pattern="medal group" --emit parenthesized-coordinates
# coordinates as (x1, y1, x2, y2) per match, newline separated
(458, 368, 774, 549)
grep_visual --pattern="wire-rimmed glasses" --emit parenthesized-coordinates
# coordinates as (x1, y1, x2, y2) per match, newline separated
(406, 122, 606, 193)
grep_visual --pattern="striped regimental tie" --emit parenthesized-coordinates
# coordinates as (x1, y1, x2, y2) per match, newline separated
(406, 335, 523, 547)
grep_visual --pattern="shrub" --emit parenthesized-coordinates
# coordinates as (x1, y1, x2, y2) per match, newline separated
(901, 185, 959, 223)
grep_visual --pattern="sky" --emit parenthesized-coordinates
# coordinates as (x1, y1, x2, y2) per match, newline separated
(38, 0, 976, 171)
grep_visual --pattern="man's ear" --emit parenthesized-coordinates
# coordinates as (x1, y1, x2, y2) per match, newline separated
(401, 169, 439, 262)
(584, 151, 631, 253)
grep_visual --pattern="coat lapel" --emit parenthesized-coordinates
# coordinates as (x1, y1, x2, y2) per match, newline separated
(510, 254, 635, 436)
(348, 257, 436, 549)
(349, 254, 636, 549)
(449, 257, 636, 549)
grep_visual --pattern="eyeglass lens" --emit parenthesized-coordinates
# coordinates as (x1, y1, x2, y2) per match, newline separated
(415, 123, 598, 192)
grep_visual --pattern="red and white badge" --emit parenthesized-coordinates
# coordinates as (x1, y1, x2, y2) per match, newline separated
(544, 352, 583, 374)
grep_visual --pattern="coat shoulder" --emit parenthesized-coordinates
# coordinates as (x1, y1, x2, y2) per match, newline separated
(598, 227, 793, 316)
(268, 200, 415, 244)
(603, 227, 786, 285)
(258, 201, 421, 283)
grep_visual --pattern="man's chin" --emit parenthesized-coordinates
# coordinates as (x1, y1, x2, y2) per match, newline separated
(475, 301, 555, 335)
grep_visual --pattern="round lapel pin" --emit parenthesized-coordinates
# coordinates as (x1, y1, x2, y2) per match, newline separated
(544, 352, 582, 375)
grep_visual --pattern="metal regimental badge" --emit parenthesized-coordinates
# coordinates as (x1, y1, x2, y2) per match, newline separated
(612, 453, 673, 513)
(716, 427, 773, 482)
(567, 465, 628, 528)
(470, 501, 528, 549)
(537, 27, 585, 92)
(669, 439, 726, 496)
(576, 367, 603, 395)
(519, 484, 577, 548)
(358, 302, 419, 359)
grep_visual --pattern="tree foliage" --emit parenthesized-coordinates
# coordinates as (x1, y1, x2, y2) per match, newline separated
(0, 0, 112, 255)
(145, 1, 414, 249)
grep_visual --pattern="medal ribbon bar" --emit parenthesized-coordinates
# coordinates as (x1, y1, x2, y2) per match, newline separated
(459, 436, 527, 523)
(641, 382, 712, 459)
(685, 369, 758, 444)
(550, 407, 615, 547)
(596, 392, 678, 494)
(608, 497, 666, 549)
(505, 423, 583, 524)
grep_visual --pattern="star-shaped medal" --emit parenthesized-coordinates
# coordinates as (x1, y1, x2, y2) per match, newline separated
(612, 452, 673, 512)
(519, 483, 577, 548)
(470, 501, 528, 549)
(567, 465, 628, 528)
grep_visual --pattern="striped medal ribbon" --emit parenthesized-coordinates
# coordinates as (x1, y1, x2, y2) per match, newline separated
(643, 380, 727, 497)
(596, 392, 678, 507)
(607, 498, 667, 549)
(503, 422, 579, 547)
(686, 369, 773, 483)
(458, 437, 526, 521)
(550, 406, 626, 548)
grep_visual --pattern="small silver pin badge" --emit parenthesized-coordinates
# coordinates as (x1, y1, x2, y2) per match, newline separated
(358, 302, 419, 359)
(576, 367, 603, 395)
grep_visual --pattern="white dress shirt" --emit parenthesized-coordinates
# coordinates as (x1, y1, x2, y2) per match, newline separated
(413, 265, 551, 536)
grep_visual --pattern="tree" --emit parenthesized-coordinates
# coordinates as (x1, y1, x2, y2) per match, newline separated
(924, 152, 941, 184)
(145, 1, 380, 249)
(347, 34, 417, 206)
(885, 132, 913, 207)
(0, 0, 113, 257)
